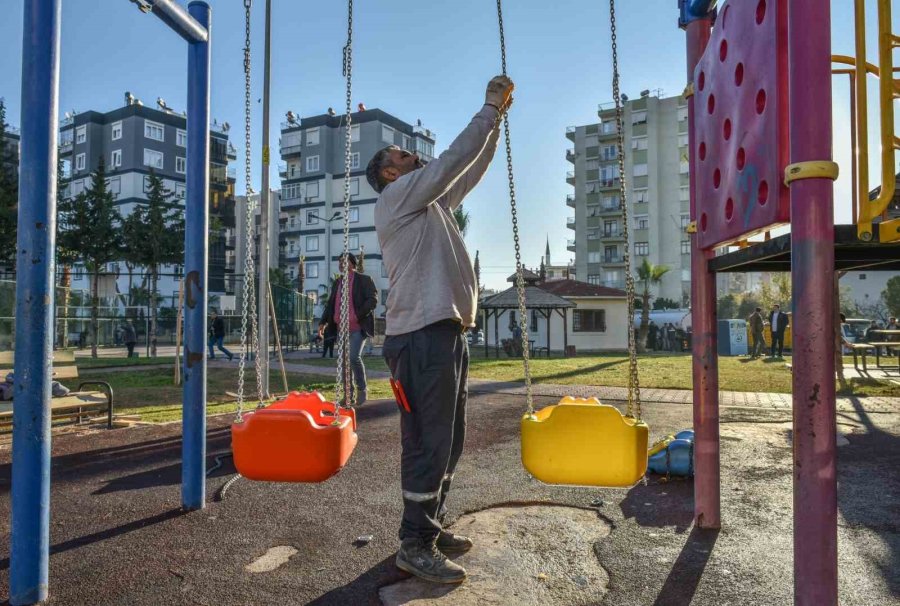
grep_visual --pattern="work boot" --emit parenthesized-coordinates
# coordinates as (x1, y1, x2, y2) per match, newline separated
(358, 390, 367, 406)
(436, 530, 473, 556)
(396, 538, 467, 584)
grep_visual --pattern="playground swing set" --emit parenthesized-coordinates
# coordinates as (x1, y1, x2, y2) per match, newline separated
(8, 0, 900, 604)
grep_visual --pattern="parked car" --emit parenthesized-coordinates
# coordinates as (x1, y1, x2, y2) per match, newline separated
(467, 330, 484, 346)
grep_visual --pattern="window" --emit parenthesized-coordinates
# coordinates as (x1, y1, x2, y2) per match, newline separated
(601, 145, 617, 161)
(681, 240, 691, 254)
(381, 262, 389, 278)
(283, 183, 302, 199)
(681, 214, 691, 229)
(107, 176, 121, 196)
(75, 126, 86, 144)
(305, 181, 320, 199)
(350, 152, 360, 170)
(288, 242, 296, 253)
(175, 183, 186, 199)
(415, 138, 435, 158)
(306, 210, 319, 225)
(677, 106, 688, 122)
(600, 165, 619, 183)
(680, 187, 690, 202)
(588, 251, 601, 263)
(143, 149, 164, 170)
(587, 205, 600, 217)
(603, 220, 618, 237)
(634, 189, 649, 203)
(859, 273, 867, 280)
(601, 121, 616, 134)
(573, 309, 607, 333)
(144, 120, 165, 142)
(177, 129, 187, 147)
(588, 228, 600, 240)
(633, 163, 649, 177)
(682, 269, 691, 281)
(176, 157, 186, 174)
(631, 110, 648, 125)
(531, 310, 539, 332)
(348, 207, 359, 223)
(305, 262, 319, 278)
(631, 137, 648, 151)
(604, 245, 618, 262)
(605, 270, 619, 285)
(289, 216, 296, 228)
(306, 235, 320, 251)
(349, 177, 360, 197)
(306, 155, 320, 172)
(110, 149, 122, 169)
(111, 121, 122, 141)
(508, 310, 517, 330)
(75, 153, 86, 171)
(306, 127, 320, 146)
(402, 134, 411, 150)
(350, 124, 360, 143)
(349, 234, 359, 250)
(678, 134, 689, 147)
(587, 274, 601, 285)
(382, 125, 396, 144)
(602, 195, 620, 210)
(635, 215, 649, 230)
(634, 242, 650, 256)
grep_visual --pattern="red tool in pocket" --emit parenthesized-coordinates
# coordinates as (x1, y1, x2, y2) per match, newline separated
(389, 378, 412, 413)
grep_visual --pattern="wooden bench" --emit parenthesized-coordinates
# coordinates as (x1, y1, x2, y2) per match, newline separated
(843, 340, 876, 372)
(0, 350, 114, 430)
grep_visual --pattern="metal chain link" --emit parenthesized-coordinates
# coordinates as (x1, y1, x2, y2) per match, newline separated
(609, 0, 642, 421)
(236, 0, 265, 422)
(334, 0, 355, 410)
(496, 0, 534, 414)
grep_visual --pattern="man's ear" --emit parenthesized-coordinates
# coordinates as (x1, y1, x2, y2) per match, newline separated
(382, 166, 400, 183)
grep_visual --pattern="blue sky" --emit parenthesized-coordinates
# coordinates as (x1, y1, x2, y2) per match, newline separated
(0, 1, 889, 289)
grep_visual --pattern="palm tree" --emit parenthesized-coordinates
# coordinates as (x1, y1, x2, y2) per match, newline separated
(453, 206, 470, 236)
(636, 258, 670, 352)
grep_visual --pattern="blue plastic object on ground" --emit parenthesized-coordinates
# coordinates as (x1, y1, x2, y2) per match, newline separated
(647, 429, 695, 477)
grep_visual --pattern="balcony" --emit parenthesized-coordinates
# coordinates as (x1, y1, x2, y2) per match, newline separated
(602, 230, 625, 240)
(602, 280, 625, 289)
(281, 119, 301, 131)
(566, 217, 576, 230)
(280, 140, 303, 157)
(59, 139, 73, 154)
(603, 255, 624, 265)
(600, 204, 623, 215)
(227, 143, 237, 160)
(565, 126, 576, 141)
(278, 163, 288, 178)
(566, 171, 576, 185)
(599, 178, 620, 190)
(566, 148, 576, 163)
(567, 239, 576, 252)
(566, 194, 576, 208)
(227, 167, 236, 180)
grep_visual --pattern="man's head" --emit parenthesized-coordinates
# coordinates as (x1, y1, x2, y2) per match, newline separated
(773, 305, 781, 312)
(339, 252, 358, 273)
(366, 145, 424, 193)
(755, 307, 762, 313)
(210, 310, 218, 318)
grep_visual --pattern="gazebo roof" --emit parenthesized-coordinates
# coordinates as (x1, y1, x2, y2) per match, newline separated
(481, 286, 575, 310)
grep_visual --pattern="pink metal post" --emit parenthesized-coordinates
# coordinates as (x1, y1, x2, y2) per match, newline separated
(686, 17, 720, 530)
(787, 1, 838, 604)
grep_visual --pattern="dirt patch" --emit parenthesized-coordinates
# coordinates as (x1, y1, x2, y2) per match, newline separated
(379, 504, 610, 606)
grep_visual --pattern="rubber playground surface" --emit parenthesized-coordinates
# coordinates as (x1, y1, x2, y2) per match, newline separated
(0, 387, 897, 605)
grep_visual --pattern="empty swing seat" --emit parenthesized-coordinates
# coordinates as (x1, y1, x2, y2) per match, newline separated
(231, 391, 358, 483)
(521, 397, 649, 487)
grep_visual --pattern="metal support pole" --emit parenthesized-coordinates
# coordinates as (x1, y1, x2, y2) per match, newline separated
(181, 0, 211, 511)
(685, 16, 720, 530)
(10, 2, 61, 602)
(144, 0, 208, 43)
(257, 0, 272, 397)
(788, 1, 838, 603)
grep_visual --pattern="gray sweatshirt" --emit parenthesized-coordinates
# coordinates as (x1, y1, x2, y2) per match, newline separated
(375, 104, 501, 336)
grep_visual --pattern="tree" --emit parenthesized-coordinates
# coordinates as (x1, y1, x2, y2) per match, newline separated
(453, 206, 470, 236)
(0, 98, 18, 268)
(56, 156, 78, 348)
(883, 275, 900, 317)
(758, 273, 792, 311)
(122, 171, 183, 357)
(736, 293, 762, 319)
(59, 157, 124, 357)
(717, 294, 738, 319)
(636, 259, 670, 352)
(653, 297, 680, 311)
(474, 250, 482, 297)
(269, 267, 292, 290)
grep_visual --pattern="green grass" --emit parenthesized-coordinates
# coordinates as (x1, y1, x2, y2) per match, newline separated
(76, 356, 176, 369)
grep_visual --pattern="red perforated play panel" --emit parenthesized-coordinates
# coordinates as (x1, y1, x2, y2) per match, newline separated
(692, 0, 789, 249)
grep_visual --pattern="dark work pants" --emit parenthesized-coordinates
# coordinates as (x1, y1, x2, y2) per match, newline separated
(383, 320, 469, 543)
(771, 330, 785, 357)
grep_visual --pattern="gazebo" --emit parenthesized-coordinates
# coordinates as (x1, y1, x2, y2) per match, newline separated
(480, 285, 575, 359)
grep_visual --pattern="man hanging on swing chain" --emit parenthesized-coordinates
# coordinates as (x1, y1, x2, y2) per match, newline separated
(369, 75, 514, 584)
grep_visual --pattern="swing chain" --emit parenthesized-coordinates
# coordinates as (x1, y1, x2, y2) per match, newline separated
(334, 0, 355, 409)
(236, 0, 265, 422)
(609, 0, 642, 420)
(496, 0, 534, 414)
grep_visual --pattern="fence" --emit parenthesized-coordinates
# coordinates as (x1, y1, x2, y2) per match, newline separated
(0, 280, 316, 353)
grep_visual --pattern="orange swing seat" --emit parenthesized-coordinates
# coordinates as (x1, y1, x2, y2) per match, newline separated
(231, 391, 358, 483)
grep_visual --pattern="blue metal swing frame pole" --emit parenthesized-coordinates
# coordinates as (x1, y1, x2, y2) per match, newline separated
(10, 2, 210, 602)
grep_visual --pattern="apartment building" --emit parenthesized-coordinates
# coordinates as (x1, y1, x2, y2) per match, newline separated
(277, 107, 436, 318)
(58, 93, 237, 302)
(566, 91, 691, 305)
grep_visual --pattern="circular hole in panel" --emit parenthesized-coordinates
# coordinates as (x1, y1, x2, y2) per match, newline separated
(735, 63, 744, 86)
(699, 142, 707, 160)
(700, 213, 708, 232)
(736, 147, 746, 169)
(756, 0, 767, 24)
(699, 71, 706, 91)
(725, 197, 735, 221)
(713, 169, 722, 189)
(756, 89, 767, 114)
(723, 119, 732, 141)
(708, 94, 716, 114)
(758, 180, 769, 206)
(719, 39, 728, 62)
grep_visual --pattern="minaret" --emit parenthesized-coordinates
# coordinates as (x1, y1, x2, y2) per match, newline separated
(474, 250, 482, 296)
(545, 236, 551, 267)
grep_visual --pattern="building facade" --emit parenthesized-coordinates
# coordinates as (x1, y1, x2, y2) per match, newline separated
(566, 91, 691, 305)
(277, 108, 436, 318)
(58, 94, 237, 304)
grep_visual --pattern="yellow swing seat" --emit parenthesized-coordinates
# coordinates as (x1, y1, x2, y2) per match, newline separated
(521, 397, 649, 487)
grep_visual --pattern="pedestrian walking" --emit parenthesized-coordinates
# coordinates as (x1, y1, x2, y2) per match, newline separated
(748, 307, 765, 358)
(122, 320, 137, 358)
(207, 310, 234, 361)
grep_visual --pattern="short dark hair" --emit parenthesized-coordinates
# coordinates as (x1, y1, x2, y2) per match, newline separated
(366, 145, 399, 193)
(341, 252, 357, 267)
